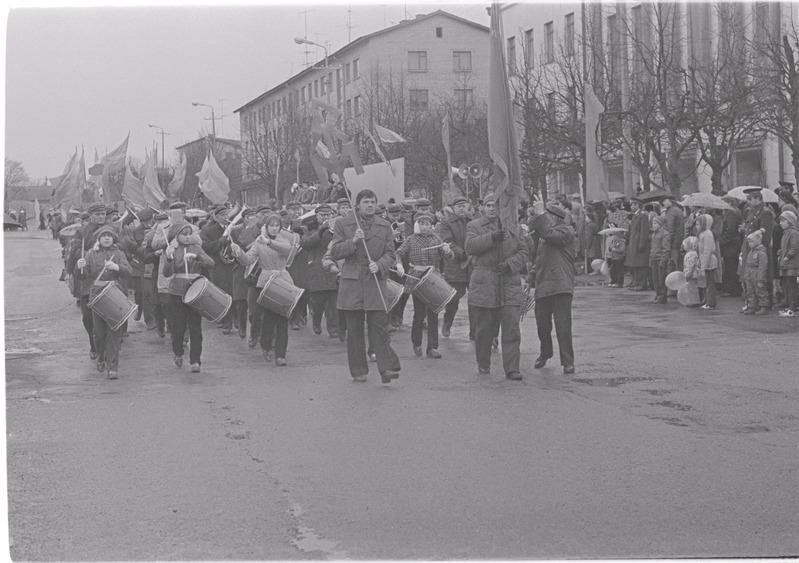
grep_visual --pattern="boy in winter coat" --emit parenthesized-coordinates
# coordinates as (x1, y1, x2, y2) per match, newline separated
(76, 225, 132, 379)
(742, 229, 770, 315)
(604, 230, 627, 287)
(777, 210, 799, 315)
(649, 215, 672, 303)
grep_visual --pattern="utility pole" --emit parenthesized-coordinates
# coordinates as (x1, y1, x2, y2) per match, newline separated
(299, 9, 312, 66)
(616, 1, 635, 198)
(218, 98, 228, 138)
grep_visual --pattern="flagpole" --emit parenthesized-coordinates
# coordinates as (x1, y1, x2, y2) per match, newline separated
(274, 154, 281, 205)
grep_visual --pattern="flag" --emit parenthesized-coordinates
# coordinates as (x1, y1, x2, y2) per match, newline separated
(488, 2, 522, 237)
(196, 150, 230, 204)
(365, 128, 394, 176)
(51, 148, 86, 210)
(374, 123, 407, 144)
(100, 133, 130, 204)
(341, 141, 365, 175)
(34, 199, 41, 222)
(142, 153, 167, 207)
(166, 152, 186, 200)
(122, 161, 146, 208)
(584, 83, 609, 202)
(442, 112, 454, 194)
(310, 153, 330, 186)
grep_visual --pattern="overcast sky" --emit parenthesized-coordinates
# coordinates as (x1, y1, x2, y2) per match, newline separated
(4, 1, 491, 181)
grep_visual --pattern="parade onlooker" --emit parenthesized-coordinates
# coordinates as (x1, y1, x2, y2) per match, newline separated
(741, 229, 770, 315)
(624, 197, 650, 290)
(697, 214, 720, 310)
(719, 197, 744, 297)
(649, 215, 671, 304)
(740, 187, 775, 311)
(777, 210, 799, 316)
(605, 228, 627, 288)
(661, 195, 684, 270)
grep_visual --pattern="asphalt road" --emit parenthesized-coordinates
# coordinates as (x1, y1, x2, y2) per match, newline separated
(5, 229, 799, 560)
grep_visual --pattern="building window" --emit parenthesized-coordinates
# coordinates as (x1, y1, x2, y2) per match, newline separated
(544, 21, 554, 63)
(525, 28, 534, 68)
(301, 86, 306, 103)
(336, 68, 341, 96)
(345, 98, 352, 118)
(353, 58, 359, 79)
(328, 72, 333, 94)
(314, 80, 319, 98)
(320, 77, 326, 95)
(344, 62, 351, 83)
(409, 89, 429, 111)
(564, 13, 575, 57)
(507, 36, 517, 75)
(455, 88, 473, 108)
(354, 95, 361, 116)
(453, 50, 472, 72)
(408, 51, 428, 72)
(436, 26, 443, 38)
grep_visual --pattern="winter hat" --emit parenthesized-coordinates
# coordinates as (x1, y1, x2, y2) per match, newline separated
(682, 236, 698, 252)
(747, 229, 764, 245)
(167, 221, 192, 243)
(94, 225, 118, 243)
(651, 215, 666, 228)
(779, 210, 797, 226)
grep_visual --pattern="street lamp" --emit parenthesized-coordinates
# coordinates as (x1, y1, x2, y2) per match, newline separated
(192, 102, 216, 137)
(147, 124, 170, 168)
(294, 36, 328, 69)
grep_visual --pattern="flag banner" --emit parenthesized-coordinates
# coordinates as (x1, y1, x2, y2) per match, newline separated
(584, 83, 609, 202)
(365, 128, 394, 176)
(101, 133, 130, 204)
(166, 153, 187, 200)
(488, 2, 522, 237)
(143, 154, 167, 207)
(52, 148, 86, 210)
(374, 123, 407, 144)
(341, 141, 365, 175)
(196, 150, 230, 204)
(343, 157, 404, 204)
(122, 162, 147, 208)
(442, 112, 454, 194)
(310, 153, 331, 186)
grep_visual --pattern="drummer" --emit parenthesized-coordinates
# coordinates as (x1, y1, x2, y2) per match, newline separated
(230, 213, 300, 366)
(75, 225, 132, 379)
(229, 208, 259, 340)
(395, 211, 453, 358)
(163, 223, 216, 373)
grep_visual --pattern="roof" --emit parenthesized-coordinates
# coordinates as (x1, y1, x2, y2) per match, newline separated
(175, 137, 242, 151)
(234, 10, 489, 113)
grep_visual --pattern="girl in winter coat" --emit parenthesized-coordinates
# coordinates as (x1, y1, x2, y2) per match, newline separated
(681, 236, 702, 307)
(777, 210, 799, 315)
(697, 213, 720, 309)
(742, 229, 770, 315)
(231, 213, 300, 366)
(76, 225, 132, 379)
(604, 230, 627, 287)
(162, 222, 216, 372)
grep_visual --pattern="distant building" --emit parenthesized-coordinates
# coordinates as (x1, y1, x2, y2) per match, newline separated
(234, 9, 490, 205)
(175, 137, 242, 205)
(501, 1, 799, 197)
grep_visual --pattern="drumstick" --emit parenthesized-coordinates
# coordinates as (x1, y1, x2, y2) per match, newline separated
(390, 269, 421, 281)
(421, 243, 446, 251)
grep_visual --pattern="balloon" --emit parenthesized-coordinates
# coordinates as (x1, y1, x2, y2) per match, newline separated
(600, 260, 609, 277)
(677, 283, 701, 306)
(591, 259, 604, 273)
(665, 270, 686, 291)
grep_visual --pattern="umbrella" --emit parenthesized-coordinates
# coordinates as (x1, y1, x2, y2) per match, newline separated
(726, 186, 779, 203)
(184, 208, 208, 219)
(681, 192, 734, 210)
(598, 227, 627, 236)
(638, 188, 670, 201)
(606, 191, 625, 200)
(58, 223, 82, 237)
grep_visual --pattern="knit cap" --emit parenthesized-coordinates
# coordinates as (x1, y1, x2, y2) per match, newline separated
(167, 221, 193, 242)
(780, 210, 797, 225)
(651, 215, 666, 228)
(747, 229, 764, 244)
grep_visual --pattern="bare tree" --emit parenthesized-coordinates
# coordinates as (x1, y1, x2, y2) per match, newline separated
(4, 158, 30, 201)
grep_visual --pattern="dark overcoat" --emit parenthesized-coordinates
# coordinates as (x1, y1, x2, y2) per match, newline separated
(301, 225, 339, 292)
(530, 214, 576, 299)
(624, 210, 651, 268)
(200, 220, 234, 295)
(436, 214, 471, 283)
(330, 212, 396, 311)
(464, 216, 527, 308)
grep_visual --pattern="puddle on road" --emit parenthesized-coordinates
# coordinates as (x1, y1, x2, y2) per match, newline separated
(288, 502, 348, 559)
(572, 376, 655, 387)
(649, 400, 693, 411)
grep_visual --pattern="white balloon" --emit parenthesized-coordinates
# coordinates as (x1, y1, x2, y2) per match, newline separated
(665, 270, 686, 291)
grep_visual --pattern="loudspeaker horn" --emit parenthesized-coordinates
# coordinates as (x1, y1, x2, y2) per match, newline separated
(457, 164, 469, 180)
(469, 163, 483, 178)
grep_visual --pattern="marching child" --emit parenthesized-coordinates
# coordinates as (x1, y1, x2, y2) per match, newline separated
(741, 229, 769, 315)
(162, 223, 215, 372)
(395, 212, 454, 359)
(76, 225, 132, 379)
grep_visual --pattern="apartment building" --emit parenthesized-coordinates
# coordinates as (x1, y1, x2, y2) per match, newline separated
(234, 10, 489, 203)
(501, 2, 799, 198)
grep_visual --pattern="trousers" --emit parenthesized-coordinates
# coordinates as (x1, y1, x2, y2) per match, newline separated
(471, 305, 521, 375)
(261, 306, 288, 357)
(309, 290, 338, 336)
(92, 312, 123, 370)
(534, 293, 574, 367)
(343, 310, 400, 378)
(169, 295, 203, 364)
(411, 294, 439, 350)
(442, 281, 474, 337)
(80, 295, 95, 353)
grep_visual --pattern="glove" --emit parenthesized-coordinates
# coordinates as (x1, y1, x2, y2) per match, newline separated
(491, 229, 506, 243)
(394, 263, 405, 277)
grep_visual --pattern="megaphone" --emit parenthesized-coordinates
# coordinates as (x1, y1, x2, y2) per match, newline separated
(469, 163, 483, 178)
(458, 164, 469, 180)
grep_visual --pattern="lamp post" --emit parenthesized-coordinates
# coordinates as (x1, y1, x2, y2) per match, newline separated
(192, 102, 216, 138)
(147, 124, 170, 168)
(294, 37, 328, 69)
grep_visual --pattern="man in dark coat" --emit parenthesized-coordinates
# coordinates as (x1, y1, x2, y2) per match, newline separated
(436, 195, 473, 338)
(465, 193, 528, 380)
(200, 207, 236, 333)
(624, 197, 650, 290)
(719, 197, 743, 296)
(66, 203, 109, 359)
(529, 200, 577, 374)
(661, 194, 684, 270)
(119, 208, 155, 327)
(301, 204, 340, 337)
(330, 189, 400, 384)
(740, 187, 776, 309)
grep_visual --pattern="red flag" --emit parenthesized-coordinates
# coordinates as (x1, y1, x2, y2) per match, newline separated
(374, 123, 407, 144)
(101, 133, 130, 204)
(488, 3, 522, 237)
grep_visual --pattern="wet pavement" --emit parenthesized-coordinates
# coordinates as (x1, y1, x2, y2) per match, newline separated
(5, 230, 799, 559)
